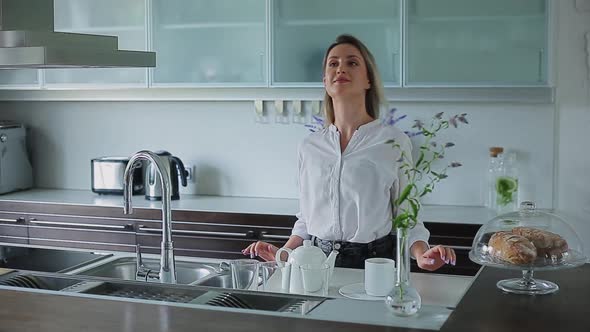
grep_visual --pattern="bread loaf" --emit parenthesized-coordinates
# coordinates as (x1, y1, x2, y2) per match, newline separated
(488, 231, 537, 265)
(511, 227, 568, 258)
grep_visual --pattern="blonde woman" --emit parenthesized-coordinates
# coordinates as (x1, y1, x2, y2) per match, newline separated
(243, 35, 455, 270)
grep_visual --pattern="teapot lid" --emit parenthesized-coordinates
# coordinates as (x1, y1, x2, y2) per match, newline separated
(291, 240, 326, 265)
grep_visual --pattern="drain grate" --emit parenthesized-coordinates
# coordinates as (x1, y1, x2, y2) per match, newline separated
(0, 275, 42, 289)
(92, 287, 196, 303)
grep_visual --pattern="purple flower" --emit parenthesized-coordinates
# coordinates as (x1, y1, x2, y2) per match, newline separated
(412, 120, 424, 130)
(450, 162, 462, 168)
(444, 142, 455, 148)
(458, 113, 469, 124)
(449, 116, 458, 128)
(435, 112, 444, 119)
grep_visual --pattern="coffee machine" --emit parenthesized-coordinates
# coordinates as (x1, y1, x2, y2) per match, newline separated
(0, 121, 33, 194)
(144, 150, 188, 200)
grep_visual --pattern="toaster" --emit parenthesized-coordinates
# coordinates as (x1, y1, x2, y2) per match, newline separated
(0, 121, 33, 194)
(91, 157, 144, 195)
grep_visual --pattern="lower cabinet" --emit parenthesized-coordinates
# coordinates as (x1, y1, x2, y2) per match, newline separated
(137, 218, 292, 259)
(0, 202, 481, 276)
(26, 213, 136, 252)
(0, 212, 28, 245)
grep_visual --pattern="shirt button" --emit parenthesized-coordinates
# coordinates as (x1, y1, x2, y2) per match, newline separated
(334, 243, 341, 250)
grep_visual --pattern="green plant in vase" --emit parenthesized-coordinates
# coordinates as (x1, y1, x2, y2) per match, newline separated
(385, 112, 468, 316)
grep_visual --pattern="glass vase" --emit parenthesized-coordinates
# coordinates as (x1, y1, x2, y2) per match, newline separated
(384, 227, 421, 316)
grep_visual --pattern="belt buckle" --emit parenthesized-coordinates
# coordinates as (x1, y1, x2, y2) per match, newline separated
(332, 241, 341, 250)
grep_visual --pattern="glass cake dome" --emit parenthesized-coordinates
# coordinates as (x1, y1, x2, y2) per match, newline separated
(469, 201, 587, 295)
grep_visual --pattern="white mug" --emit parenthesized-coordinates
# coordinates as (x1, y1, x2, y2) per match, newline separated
(364, 258, 395, 297)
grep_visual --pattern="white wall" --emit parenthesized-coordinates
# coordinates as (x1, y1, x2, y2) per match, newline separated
(0, 100, 554, 208)
(555, 0, 590, 257)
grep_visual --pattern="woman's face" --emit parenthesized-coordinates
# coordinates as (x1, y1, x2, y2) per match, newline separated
(323, 43, 371, 99)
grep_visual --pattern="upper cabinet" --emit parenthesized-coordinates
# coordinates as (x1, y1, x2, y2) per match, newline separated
(272, 0, 401, 86)
(405, 0, 548, 86)
(151, 0, 267, 86)
(0, 0, 550, 89)
(0, 70, 39, 87)
(45, 0, 148, 86)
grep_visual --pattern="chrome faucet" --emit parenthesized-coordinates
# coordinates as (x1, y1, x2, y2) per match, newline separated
(124, 150, 177, 284)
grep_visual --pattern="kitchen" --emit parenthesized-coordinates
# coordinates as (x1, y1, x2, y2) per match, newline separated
(0, 0, 589, 331)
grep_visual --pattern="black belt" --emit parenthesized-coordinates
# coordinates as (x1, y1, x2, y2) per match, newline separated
(313, 234, 393, 253)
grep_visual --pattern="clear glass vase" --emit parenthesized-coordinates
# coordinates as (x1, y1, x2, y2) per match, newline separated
(385, 227, 422, 316)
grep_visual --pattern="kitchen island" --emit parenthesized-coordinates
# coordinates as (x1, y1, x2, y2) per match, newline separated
(0, 250, 588, 332)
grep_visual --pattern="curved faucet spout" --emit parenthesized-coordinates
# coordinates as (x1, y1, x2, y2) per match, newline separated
(123, 150, 177, 284)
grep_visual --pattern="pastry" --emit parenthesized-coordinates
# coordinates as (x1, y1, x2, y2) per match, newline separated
(488, 231, 537, 265)
(511, 227, 568, 258)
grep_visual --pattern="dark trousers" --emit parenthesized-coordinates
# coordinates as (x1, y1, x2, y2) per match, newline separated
(313, 234, 395, 269)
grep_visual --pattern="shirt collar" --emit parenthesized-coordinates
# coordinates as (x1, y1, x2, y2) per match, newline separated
(328, 118, 381, 134)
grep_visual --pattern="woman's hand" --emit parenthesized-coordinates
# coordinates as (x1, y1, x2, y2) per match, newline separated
(242, 241, 279, 261)
(410, 242, 456, 271)
(416, 245, 456, 271)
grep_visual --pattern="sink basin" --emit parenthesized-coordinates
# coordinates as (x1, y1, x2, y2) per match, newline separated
(192, 273, 233, 288)
(76, 257, 218, 284)
(0, 246, 111, 273)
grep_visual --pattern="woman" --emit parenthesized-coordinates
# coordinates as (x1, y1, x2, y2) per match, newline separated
(243, 34, 455, 270)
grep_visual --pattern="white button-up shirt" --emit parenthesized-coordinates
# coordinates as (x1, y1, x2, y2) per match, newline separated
(292, 119, 430, 248)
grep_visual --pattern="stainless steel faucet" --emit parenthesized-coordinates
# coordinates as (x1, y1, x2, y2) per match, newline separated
(124, 150, 177, 284)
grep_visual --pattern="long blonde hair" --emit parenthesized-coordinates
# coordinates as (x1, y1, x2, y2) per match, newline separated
(322, 34, 384, 125)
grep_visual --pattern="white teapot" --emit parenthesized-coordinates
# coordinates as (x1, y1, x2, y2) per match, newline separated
(275, 240, 338, 294)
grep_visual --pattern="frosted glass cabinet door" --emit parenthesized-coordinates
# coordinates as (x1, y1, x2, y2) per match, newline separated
(152, 0, 266, 85)
(273, 0, 401, 86)
(405, 0, 548, 86)
(0, 70, 39, 86)
(44, 0, 147, 85)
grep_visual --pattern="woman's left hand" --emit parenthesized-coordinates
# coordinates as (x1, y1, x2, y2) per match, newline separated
(416, 245, 456, 271)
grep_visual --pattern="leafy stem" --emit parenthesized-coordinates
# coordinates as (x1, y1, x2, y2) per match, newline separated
(389, 112, 468, 231)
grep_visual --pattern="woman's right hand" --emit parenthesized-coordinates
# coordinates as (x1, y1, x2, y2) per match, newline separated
(242, 241, 279, 261)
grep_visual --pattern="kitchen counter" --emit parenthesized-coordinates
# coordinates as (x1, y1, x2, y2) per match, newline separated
(1, 257, 588, 332)
(0, 189, 495, 224)
(0, 247, 471, 331)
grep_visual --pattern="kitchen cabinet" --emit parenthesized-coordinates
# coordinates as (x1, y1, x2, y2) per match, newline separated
(26, 213, 136, 252)
(0, 70, 39, 87)
(272, 0, 401, 86)
(43, 0, 148, 86)
(151, 0, 267, 86)
(0, 212, 28, 244)
(405, 0, 548, 86)
(0, 0, 550, 90)
(0, 199, 480, 276)
(137, 211, 292, 259)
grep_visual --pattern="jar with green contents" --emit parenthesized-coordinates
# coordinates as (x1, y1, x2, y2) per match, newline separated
(494, 152, 519, 214)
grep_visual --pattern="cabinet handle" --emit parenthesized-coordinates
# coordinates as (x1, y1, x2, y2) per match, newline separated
(29, 219, 131, 230)
(392, 52, 398, 82)
(0, 217, 24, 224)
(138, 226, 252, 238)
(259, 52, 265, 81)
(537, 48, 544, 82)
(260, 232, 290, 240)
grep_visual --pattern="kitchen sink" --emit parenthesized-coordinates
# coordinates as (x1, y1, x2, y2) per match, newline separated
(0, 272, 325, 315)
(75, 257, 218, 285)
(0, 245, 112, 273)
(191, 273, 233, 288)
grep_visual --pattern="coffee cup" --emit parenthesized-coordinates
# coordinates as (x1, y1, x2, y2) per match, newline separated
(364, 258, 395, 296)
